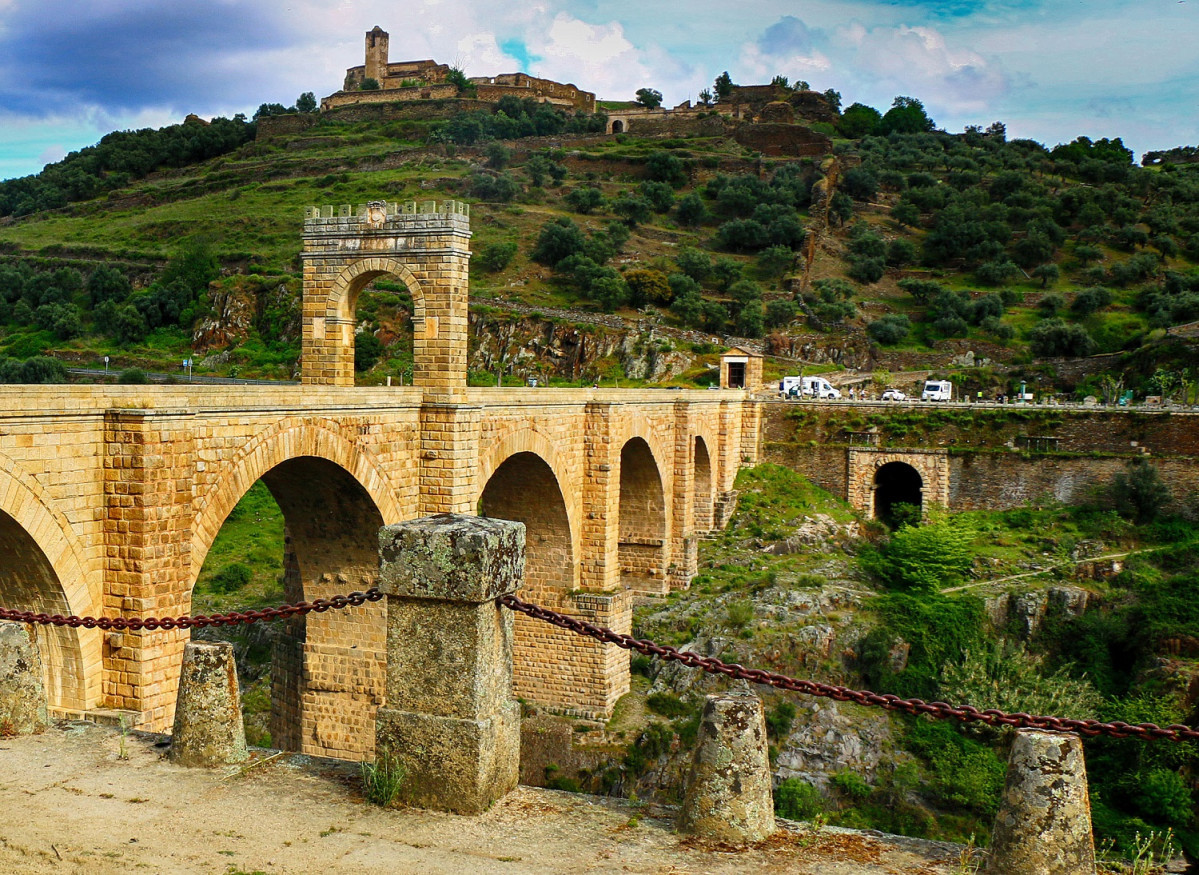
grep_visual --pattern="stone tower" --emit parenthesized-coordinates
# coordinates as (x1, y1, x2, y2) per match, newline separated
(365, 26, 389, 83)
(300, 200, 472, 392)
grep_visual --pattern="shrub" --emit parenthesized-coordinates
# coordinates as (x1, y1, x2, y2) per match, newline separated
(847, 255, 885, 284)
(1131, 769, 1194, 826)
(645, 150, 688, 187)
(726, 599, 755, 629)
(1109, 457, 1171, 524)
(532, 218, 587, 266)
(212, 563, 252, 593)
(867, 314, 911, 345)
(1071, 286, 1113, 316)
(564, 187, 604, 214)
(470, 172, 519, 202)
(866, 515, 975, 592)
(675, 193, 707, 227)
(477, 241, 518, 272)
(774, 779, 824, 820)
(355, 332, 383, 372)
(639, 180, 675, 213)
(765, 701, 796, 739)
(1029, 318, 1096, 357)
(646, 692, 691, 718)
(117, 367, 148, 384)
(830, 771, 873, 802)
(764, 299, 798, 329)
(676, 247, 711, 281)
(611, 195, 652, 227)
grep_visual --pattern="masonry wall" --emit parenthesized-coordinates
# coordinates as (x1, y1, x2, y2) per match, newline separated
(0, 384, 755, 752)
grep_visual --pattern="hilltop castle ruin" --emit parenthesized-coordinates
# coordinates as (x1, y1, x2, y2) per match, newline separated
(322, 26, 595, 114)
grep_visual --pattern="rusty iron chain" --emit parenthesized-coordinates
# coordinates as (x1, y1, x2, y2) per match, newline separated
(4, 586, 1195, 743)
(499, 593, 1199, 744)
(0, 589, 384, 632)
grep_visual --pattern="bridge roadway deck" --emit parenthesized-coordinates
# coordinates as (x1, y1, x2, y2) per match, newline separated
(0, 384, 758, 756)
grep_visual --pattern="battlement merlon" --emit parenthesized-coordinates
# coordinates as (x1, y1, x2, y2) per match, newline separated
(302, 200, 471, 233)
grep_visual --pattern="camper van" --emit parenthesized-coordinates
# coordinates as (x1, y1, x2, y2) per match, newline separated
(921, 380, 953, 402)
(779, 376, 804, 398)
(803, 376, 842, 400)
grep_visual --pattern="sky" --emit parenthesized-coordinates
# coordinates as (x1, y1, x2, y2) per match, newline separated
(1, 0, 1196, 181)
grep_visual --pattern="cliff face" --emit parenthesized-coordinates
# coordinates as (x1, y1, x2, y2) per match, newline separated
(467, 310, 695, 382)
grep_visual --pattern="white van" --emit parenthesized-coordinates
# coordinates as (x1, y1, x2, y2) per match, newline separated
(779, 376, 804, 397)
(802, 376, 842, 400)
(921, 380, 953, 402)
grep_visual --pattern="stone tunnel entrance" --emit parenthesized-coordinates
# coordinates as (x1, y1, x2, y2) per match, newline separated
(694, 437, 714, 533)
(194, 456, 385, 761)
(874, 461, 923, 525)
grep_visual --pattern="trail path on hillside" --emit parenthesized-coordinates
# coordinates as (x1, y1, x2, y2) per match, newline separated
(0, 722, 966, 875)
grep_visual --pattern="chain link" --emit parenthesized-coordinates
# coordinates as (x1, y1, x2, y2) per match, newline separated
(0, 589, 384, 632)
(500, 593, 1199, 744)
(5, 587, 1195, 743)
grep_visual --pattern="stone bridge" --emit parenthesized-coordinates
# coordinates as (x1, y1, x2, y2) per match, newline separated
(0, 201, 759, 760)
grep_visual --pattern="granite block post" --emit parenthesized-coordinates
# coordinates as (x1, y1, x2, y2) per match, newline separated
(678, 691, 776, 843)
(169, 640, 248, 767)
(985, 730, 1096, 875)
(375, 514, 525, 815)
(0, 622, 48, 734)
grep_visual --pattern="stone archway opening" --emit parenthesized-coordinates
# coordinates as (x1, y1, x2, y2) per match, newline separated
(693, 436, 714, 533)
(192, 456, 385, 761)
(0, 510, 82, 713)
(874, 461, 923, 526)
(479, 451, 578, 709)
(611, 119, 626, 134)
(619, 437, 667, 595)
(350, 274, 415, 386)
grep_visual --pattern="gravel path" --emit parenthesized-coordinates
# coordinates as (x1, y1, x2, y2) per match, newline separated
(0, 721, 968, 874)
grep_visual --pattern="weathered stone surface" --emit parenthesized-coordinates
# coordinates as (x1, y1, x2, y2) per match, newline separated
(0, 623, 48, 734)
(678, 691, 776, 843)
(774, 699, 892, 791)
(378, 514, 525, 603)
(376, 700, 519, 815)
(169, 641, 248, 767)
(376, 514, 523, 814)
(985, 730, 1096, 875)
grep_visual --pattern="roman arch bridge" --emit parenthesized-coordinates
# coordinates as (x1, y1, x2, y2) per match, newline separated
(0, 201, 759, 760)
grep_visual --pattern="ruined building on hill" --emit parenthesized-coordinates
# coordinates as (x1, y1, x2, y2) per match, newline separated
(323, 26, 595, 114)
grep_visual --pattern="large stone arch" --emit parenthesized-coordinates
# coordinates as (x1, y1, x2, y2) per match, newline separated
(847, 449, 950, 519)
(478, 447, 581, 710)
(0, 455, 100, 713)
(189, 420, 402, 762)
(190, 418, 403, 574)
(477, 428, 580, 558)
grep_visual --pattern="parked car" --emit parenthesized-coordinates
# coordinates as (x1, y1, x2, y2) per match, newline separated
(881, 389, 907, 401)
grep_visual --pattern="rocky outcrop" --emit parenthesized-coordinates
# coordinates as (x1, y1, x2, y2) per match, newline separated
(774, 699, 893, 791)
(765, 514, 861, 555)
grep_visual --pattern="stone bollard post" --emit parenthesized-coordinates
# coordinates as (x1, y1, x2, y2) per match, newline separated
(678, 691, 776, 843)
(375, 514, 524, 815)
(0, 623, 49, 734)
(169, 640, 248, 767)
(985, 730, 1096, 875)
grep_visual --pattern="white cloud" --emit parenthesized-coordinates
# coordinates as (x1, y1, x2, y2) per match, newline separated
(525, 13, 656, 95)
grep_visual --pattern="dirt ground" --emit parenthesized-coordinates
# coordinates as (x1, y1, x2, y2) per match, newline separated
(0, 721, 968, 875)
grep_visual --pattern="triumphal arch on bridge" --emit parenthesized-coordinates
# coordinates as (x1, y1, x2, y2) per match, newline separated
(0, 201, 759, 760)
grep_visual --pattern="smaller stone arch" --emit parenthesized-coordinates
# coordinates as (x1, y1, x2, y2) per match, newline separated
(846, 449, 951, 520)
(618, 436, 669, 595)
(693, 435, 715, 532)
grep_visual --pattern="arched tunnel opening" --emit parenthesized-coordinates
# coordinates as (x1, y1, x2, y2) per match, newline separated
(874, 461, 923, 527)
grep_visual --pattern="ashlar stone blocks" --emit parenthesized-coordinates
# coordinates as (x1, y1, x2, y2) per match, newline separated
(375, 515, 524, 814)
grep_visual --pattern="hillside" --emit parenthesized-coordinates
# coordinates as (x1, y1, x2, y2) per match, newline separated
(0, 95, 1198, 397)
